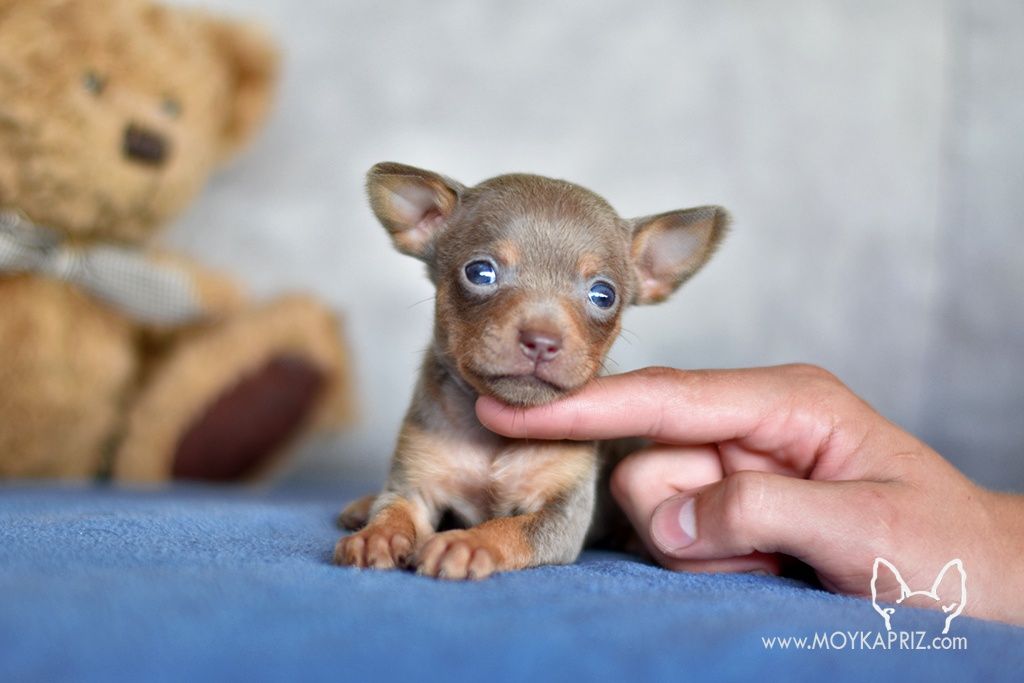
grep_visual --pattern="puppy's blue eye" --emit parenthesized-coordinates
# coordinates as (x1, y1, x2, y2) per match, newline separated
(588, 281, 616, 309)
(465, 260, 497, 286)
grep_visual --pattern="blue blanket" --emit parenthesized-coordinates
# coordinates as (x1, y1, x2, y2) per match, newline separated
(1, 484, 1021, 682)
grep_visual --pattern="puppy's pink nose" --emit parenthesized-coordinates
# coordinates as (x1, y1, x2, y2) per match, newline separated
(519, 330, 561, 363)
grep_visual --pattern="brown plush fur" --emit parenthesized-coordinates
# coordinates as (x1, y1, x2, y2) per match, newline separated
(0, 0, 352, 480)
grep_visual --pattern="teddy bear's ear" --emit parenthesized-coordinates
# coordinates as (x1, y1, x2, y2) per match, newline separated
(203, 16, 280, 159)
(0, 149, 12, 206)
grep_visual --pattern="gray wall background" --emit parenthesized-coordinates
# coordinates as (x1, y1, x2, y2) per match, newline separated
(166, 1, 1024, 491)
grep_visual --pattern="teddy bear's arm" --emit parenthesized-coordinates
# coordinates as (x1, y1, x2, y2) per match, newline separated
(149, 250, 247, 319)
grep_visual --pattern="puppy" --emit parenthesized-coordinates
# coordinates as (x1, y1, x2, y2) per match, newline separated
(333, 162, 728, 579)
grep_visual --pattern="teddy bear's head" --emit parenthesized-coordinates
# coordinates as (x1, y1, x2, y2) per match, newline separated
(0, 0, 277, 243)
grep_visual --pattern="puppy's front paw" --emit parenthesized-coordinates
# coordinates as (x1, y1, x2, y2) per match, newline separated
(337, 494, 377, 531)
(414, 530, 502, 580)
(333, 528, 413, 570)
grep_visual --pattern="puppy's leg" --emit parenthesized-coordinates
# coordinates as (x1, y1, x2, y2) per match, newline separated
(333, 492, 432, 569)
(415, 473, 596, 580)
(337, 493, 377, 530)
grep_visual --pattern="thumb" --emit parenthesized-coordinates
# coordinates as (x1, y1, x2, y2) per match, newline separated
(649, 470, 876, 568)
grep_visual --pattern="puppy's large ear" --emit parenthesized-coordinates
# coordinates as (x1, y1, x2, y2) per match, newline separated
(366, 162, 464, 260)
(629, 205, 729, 304)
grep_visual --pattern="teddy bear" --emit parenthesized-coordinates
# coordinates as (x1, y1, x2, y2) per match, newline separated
(0, 0, 353, 481)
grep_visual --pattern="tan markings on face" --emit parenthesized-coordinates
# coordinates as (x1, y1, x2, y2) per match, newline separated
(427, 174, 636, 405)
(475, 297, 593, 391)
(563, 293, 617, 378)
(440, 284, 618, 406)
(491, 239, 520, 270)
(577, 252, 602, 281)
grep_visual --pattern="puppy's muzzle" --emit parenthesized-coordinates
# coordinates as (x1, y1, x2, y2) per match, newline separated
(518, 329, 561, 363)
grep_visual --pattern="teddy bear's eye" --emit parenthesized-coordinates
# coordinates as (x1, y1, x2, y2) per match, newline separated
(82, 71, 106, 96)
(161, 98, 182, 119)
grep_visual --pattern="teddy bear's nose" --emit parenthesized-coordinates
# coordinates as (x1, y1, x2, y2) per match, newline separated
(123, 124, 169, 166)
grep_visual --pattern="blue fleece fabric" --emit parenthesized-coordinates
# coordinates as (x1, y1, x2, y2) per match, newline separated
(1, 483, 1021, 682)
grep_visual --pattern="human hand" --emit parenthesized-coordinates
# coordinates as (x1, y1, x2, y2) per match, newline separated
(476, 364, 1024, 625)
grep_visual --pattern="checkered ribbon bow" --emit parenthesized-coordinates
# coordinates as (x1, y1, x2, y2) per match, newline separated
(0, 210, 205, 324)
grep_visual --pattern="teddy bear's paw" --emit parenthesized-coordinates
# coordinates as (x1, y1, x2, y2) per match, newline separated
(173, 355, 325, 480)
(334, 528, 414, 570)
(413, 530, 501, 581)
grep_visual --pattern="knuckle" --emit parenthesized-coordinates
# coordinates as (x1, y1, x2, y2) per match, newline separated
(634, 366, 686, 392)
(780, 364, 859, 431)
(785, 363, 840, 387)
(636, 365, 677, 381)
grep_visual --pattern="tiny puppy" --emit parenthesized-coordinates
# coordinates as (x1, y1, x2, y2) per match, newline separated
(334, 162, 728, 579)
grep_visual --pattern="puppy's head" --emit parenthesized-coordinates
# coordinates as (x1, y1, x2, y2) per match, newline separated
(367, 162, 728, 406)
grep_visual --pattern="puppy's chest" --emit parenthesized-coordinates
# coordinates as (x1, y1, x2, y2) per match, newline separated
(401, 430, 596, 525)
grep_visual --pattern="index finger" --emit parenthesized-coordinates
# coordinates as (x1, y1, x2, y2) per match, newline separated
(475, 364, 850, 448)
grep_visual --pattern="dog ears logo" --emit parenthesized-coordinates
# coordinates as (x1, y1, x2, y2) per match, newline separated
(870, 558, 967, 635)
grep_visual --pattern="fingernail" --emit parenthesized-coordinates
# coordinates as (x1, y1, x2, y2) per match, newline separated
(651, 495, 697, 553)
